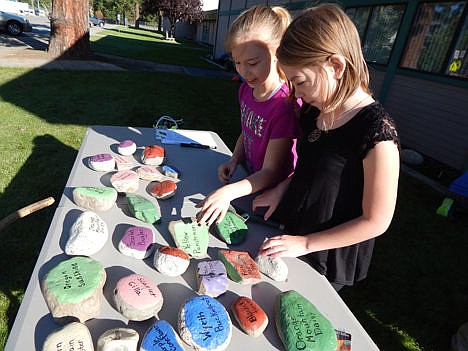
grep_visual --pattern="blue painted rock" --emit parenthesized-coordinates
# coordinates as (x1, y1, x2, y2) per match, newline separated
(136, 165, 164, 182)
(140, 320, 185, 351)
(142, 145, 165, 166)
(168, 218, 209, 258)
(153, 246, 190, 277)
(118, 140, 137, 156)
(65, 211, 108, 256)
(162, 165, 181, 179)
(150, 180, 177, 200)
(88, 153, 115, 172)
(110, 170, 139, 193)
(73, 186, 117, 212)
(196, 260, 229, 297)
(42, 322, 94, 351)
(276, 290, 337, 351)
(114, 154, 134, 171)
(255, 254, 288, 282)
(118, 226, 155, 259)
(114, 273, 163, 321)
(231, 296, 268, 337)
(218, 249, 261, 285)
(126, 193, 160, 224)
(214, 211, 248, 245)
(178, 295, 232, 351)
(41, 256, 106, 323)
(97, 327, 139, 351)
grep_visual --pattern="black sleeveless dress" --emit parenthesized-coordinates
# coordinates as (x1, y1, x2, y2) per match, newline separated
(276, 101, 399, 286)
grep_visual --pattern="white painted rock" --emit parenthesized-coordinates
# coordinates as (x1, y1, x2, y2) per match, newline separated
(43, 322, 94, 351)
(196, 260, 229, 297)
(118, 226, 155, 259)
(88, 153, 115, 172)
(114, 154, 134, 171)
(136, 165, 164, 182)
(41, 256, 106, 323)
(110, 170, 139, 193)
(118, 140, 137, 156)
(153, 246, 190, 277)
(255, 254, 288, 282)
(114, 273, 164, 321)
(96, 327, 139, 351)
(73, 187, 117, 212)
(65, 211, 109, 256)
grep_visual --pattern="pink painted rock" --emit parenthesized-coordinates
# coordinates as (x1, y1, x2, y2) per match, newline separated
(110, 170, 139, 193)
(114, 154, 133, 170)
(153, 246, 190, 277)
(136, 165, 164, 181)
(218, 249, 261, 285)
(114, 273, 163, 321)
(141, 145, 165, 165)
(231, 296, 268, 337)
(118, 226, 155, 259)
(150, 180, 177, 199)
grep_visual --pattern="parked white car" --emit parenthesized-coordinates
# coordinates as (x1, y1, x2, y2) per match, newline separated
(0, 11, 32, 35)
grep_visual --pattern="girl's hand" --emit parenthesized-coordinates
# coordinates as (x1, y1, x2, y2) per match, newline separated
(196, 186, 235, 226)
(258, 235, 310, 258)
(218, 159, 238, 184)
(252, 177, 291, 220)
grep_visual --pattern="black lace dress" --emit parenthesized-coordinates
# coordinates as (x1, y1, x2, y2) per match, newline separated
(276, 101, 399, 286)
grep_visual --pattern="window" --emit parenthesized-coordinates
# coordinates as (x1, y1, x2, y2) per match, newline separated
(346, 5, 406, 65)
(400, 1, 467, 78)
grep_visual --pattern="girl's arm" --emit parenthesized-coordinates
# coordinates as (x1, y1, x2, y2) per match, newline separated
(218, 135, 244, 184)
(259, 140, 400, 257)
(252, 176, 292, 220)
(197, 137, 294, 226)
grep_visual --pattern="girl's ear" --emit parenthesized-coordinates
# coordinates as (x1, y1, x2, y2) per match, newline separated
(328, 54, 346, 80)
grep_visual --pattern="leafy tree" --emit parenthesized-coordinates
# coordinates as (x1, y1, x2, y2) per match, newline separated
(141, 0, 203, 38)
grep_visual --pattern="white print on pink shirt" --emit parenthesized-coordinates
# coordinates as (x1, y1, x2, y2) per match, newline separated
(240, 101, 265, 137)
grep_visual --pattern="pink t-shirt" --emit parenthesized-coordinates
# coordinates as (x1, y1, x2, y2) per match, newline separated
(238, 81, 300, 181)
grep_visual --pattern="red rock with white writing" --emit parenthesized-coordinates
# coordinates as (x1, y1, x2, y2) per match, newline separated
(231, 296, 268, 337)
(150, 180, 177, 199)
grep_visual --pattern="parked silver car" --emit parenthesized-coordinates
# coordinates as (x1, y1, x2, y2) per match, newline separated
(0, 11, 32, 35)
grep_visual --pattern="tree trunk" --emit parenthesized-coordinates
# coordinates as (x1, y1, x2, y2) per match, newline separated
(135, 1, 140, 28)
(48, 0, 92, 58)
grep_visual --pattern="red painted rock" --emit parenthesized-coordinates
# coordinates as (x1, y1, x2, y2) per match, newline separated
(150, 180, 177, 199)
(142, 145, 165, 165)
(231, 296, 268, 337)
(218, 249, 261, 284)
(153, 246, 190, 277)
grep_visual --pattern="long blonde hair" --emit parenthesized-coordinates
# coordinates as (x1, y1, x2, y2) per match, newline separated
(277, 3, 370, 115)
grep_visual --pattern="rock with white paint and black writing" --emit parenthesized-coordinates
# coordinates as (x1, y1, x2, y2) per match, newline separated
(231, 296, 268, 337)
(214, 211, 248, 245)
(96, 327, 139, 351)
(153, 245, 190, 277)
(65, 211, 108, 256)
(114, 273, 163, 321)
(196, 260, 228, 298)
(110, 170, 139, 193)
(73, 187, 117, 212)
(140, 320, 185, 351)
(114, 154, 134, 171)
(42, 322, 94, 351)
(126, 193, 160, 224)
(178, 295, 232, 351)
(88, 153, 115, 172)
(141, 145, 165, 166)
(41, 256, 106, 323)
(218, 249, 261, 285)
(118, 226, 155, 259)
(118, 140, 137, 156)
(276, 290, 337, 351)
(168, 218, 209, 258)
(255, 254, 288, 282)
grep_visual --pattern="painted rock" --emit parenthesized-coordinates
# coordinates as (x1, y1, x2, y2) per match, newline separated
(162, 165, 181, 179)
(88, 153, 115, 172)
(42, 322, 94, 351)
(41, 256, 106, 323)
(126, 193, 160, 224)
(231, 296, 268, 337)
(142, 145, 165, 166)
(214, 211, 248, 245)
(255, 254, 288, 282)
(218, 250, 261, 285)
(118, 140, 137, 156)
(168, 218, 209, 258)
(196, 260, 228, 297)
(118, 226, 155, 259)
(136, 165, 164, 182)
(276, 290, 337, 351)
(150, 180, 177, 200)
(110, 170, 139, 193)
(114, 154, 134, 171)
(178, 295, 232, 351)
(114, 273, 163, 321)
(73, 186, 117, 212)
(153, 246, 190, 277)
(96, 327, 139, 351)
(65, 211, 108, 256)
(140, 320, 185, 351)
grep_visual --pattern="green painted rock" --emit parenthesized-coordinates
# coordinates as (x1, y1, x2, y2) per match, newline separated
(126, 193, 160, 224)
(168, 218, 209, 258)
(276, 290, 337, 351)
(215, 211, 248, 244)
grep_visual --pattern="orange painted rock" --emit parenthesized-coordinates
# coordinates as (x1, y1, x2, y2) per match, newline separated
(142, 145, 165, 165)
(218, 249, 261, 284)
(150, 180, 177, 199)
(153, 246, 190, 277)
(231, 296, 268, 337)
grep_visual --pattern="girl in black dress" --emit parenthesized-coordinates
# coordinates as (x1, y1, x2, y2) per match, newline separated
(254, 3, 400, 291)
